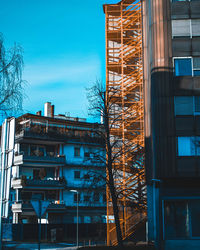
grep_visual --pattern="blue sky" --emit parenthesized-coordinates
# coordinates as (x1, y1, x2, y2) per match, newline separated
(0, 0, 118, 121)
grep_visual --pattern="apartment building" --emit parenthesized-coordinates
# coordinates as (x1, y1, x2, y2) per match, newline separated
(142, 0, 200, 249)
(10, 102, 106, 225)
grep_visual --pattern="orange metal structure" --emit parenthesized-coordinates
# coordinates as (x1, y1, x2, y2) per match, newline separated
(104, 0, 146, 245)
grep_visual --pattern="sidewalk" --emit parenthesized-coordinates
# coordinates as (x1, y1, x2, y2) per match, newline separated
(3, 242, 80, 250)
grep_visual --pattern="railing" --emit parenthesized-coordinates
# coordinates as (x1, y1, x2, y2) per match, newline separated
(15, 129, 104, 145)
(14, 154, 66, 165)
(26, 179, 66, 187)
(12, 177, 66, 189)
(12, 200, 66, 211)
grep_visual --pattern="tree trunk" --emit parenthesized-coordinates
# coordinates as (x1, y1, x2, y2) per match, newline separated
(105, 110, 123, 246)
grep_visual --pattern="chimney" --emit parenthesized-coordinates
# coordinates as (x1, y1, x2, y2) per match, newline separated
(36, 111, 42, 116)
(51, 105, 54, 118)
(44, 102, 52, 117)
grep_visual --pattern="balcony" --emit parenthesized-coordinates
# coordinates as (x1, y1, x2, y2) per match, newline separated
(15, 130, 64, 143)
(11, 177, 66, 190)
(15, 127, 104, 146)
(12, 201, 66, 213)
(14, 154, 66, 167)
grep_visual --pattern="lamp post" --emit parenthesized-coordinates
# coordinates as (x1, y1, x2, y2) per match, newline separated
(70, 190, 79, 247)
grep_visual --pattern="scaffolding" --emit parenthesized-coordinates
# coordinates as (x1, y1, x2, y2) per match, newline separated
(104, 0, 146, 245)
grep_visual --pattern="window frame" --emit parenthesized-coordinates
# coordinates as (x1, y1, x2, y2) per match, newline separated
(177, 136, 200, 156)
(174, 96, 200, 116)
(74, 147, 81, 157)
(173, 56, 193, 76)
(162, 198, 200, 240)
(74, 170, 80, 179)
(172, 19, 192, 38)
(172, 18, 200, 38)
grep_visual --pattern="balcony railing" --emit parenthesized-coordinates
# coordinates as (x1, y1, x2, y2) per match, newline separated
(15, 128, 104, 145)
(11, 177, 66, 189)
(12, 200, 66, 213)
(14, 154, 66, 166)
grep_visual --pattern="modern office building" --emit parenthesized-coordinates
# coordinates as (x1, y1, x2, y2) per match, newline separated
(142, 0, 200, 249)
(10, 102, 106, 225)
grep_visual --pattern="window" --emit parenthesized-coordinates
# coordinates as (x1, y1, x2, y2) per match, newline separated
(172, 0, 189, 2)
(177, 137, 200, 156)
(172, 20, 190, 37)
(174, 57, 200, 77)
(193, 57, 200, 76)
(84, 152, 90, 158)
(174, 96, 200, 115)
(172, 19, 200, 37)
(46, 145, 55, 157)
(74, 147, 80, 157)
(73, 193, 80, 202)
(84, 195, 90, 202)
(173, 0, 199, 1)
(174, 58, 192, 76)
(74, 171, 80, 179)
(83, 174, 90, 180)
(20, 144, 29, 155)
(30, 145, 37, 156)
(103, 194, 106, 202)
(30, 145, 46, 157)
(74, 216, 81, 223)
(84, 216, 91, 223)
(94, 192, 100, 202)
(164, 200, 200, 239)
(33, 169, 40, 179)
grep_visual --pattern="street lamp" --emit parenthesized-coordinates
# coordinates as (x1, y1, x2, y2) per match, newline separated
(70, 189, 79, 247)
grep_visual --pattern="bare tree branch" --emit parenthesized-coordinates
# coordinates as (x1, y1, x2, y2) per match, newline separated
(0, 33, 26, 119)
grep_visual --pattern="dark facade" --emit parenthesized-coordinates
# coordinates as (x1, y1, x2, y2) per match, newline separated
(142, 0, 200, 249)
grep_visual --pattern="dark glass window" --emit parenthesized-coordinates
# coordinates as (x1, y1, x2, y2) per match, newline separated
(174, 97, 193, 115)
(46, 145, 55, 157)
(84, 195, 90, 202)
(174, 58, 192, 76)
(84, 152, 90, 158)
(94, 192, 100, 202)
(74, 171, 80, 179)
(164, 200, 190, 238)
(33, 169, 40, 180)
(20, 144, 29, 155)
(164, 200, 200, 239)
(30, 145, 37, 156)
(73, 193, 80, 202)
(74, 147, 80, 157)
(84, 174, 90, 180)
(194, 70, 200, 76)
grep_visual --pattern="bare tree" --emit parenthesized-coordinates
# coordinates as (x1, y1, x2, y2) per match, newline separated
(0, 34, 25, 118)
(87, 80, 123, 246)
(87, 80, 146, 246)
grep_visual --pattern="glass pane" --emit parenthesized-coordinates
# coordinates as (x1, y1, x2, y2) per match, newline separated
(195, 96, 200, 113)
(30, 145, 37, 156)
(20, 144, 29, 155)
(178, 137, 195, 156)
(174, 58, 192, 76)
(193, 57, 200, 69)
(164, 200, 190, 239)
(190, 200, 200, 237)
(174, 96, 193, 115)
(38, 146, 45, 157)
(194, 70, 200, 76)
(74, 147, 80, 157)
(46, 145, 55, 157)
(195, 137, 200, 156)
(192, 20, 200, 37)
